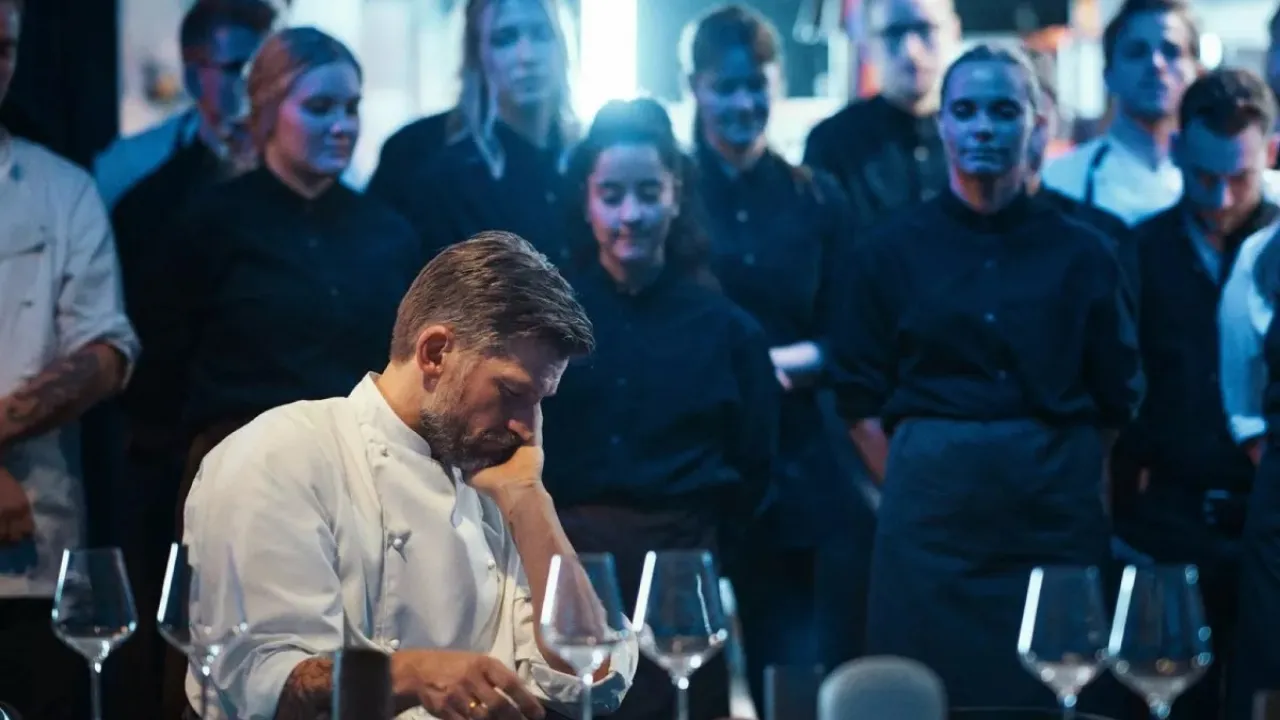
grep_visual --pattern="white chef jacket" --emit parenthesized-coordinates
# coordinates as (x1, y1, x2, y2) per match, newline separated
(1042, 133, 1280, 227)
(0, 130, 140, 597)
(183, 374, 638, 720)
(92, 109, 199, 210)
(1219, 218, 1280, 445)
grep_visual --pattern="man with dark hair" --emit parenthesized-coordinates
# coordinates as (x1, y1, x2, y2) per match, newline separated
(1042, 0, 1201, 226)
(803, 0, 960, 227)
(94, 0, 276, 208)
(181, 232, 636, 720)
(0, 0, 139, 717)
(1119, 67, 1280, 720)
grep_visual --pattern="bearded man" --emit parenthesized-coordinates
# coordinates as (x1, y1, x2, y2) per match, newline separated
(181, 231, 637, 720)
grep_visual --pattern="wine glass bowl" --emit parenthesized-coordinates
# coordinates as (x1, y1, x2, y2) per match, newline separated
(633, 550, 730, 720)
(51, 548, 138, 720)
(540, 553, 631, 720)
(1108, 565, 1213, 719)
(1017, 566, 1110, 713)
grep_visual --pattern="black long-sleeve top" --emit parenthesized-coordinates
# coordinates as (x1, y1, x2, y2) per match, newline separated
(831, 190, 1142, 432)
(364, 110, 451, 223)
(145, 167, 423, 437)
(111, 140, 229, 430)
(540, 264, 780, 517)
(695, 143, 859, 542)
(803, 95, 948, 227)
(405, 122, 569, 262)
(1127, 201, 1276, 492)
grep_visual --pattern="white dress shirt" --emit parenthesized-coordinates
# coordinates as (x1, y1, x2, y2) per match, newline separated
(1041, 134, 1183, 226)
(1219, 219, 1280, 445)
(0, 130, 140, 597)
(183, 374, 638, 720)
(1042, 133, 1280, 227)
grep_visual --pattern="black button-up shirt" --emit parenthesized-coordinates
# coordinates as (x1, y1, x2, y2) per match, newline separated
(410, 123, 569, 262)
(111, 140, 230, 428)
(541, 264, 780, 517)
(364, 110, 451, 224)
(803, 95, 948, 227)
(696, 144, 860, 542)
(146, 167, 423, 436)
(832, 191, 1141, 431)
(1129, 201, 1277, 491)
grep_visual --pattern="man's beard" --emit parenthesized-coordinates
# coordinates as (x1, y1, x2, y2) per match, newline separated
(418, 389, 521, 475)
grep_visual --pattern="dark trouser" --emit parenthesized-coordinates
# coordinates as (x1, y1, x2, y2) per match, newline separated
(1118, 483, 1244, 720)
(1229, 448, 1280, 720)
(0, 598, 89, 719)
(866, 418, 1112, 710)
(733, 541, 819, 713)
(558, 501, 730, 720)
(121, 442, 190, 720)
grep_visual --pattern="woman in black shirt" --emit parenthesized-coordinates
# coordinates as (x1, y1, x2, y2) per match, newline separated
(541, 98, 780, 720)
(832, 45, 1141, 709)
(405, 0, 580, 262)
(146, 28, 422, 524)
(682, 3, 874, 691)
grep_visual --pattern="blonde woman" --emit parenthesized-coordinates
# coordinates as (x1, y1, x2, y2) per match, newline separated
(396, 0, 581, 262)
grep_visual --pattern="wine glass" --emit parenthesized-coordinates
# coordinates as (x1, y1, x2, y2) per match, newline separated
(50, 547, 138, 720)
(1108, 564, 1214, 719)
(1018, 566, 1110, 717)
(158, 543, 249, 718)
(633, 550, 731, 720)
(540, 553, 631, 720)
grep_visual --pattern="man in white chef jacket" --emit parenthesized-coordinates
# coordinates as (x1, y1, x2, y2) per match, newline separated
(0, 0, 140, 715)
(183, 232, 638, 720)
(1042, 0, 1201, 226)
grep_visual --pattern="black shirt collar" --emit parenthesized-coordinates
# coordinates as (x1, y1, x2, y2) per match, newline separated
(939, 188, 1033, 234)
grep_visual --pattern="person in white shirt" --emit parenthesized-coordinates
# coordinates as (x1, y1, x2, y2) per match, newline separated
(0, 0, 140, 716)
(1041, 0, 1200, 226)
(94, 0, 276, 209)
(183, 231, 638, 720)
(1218, 214, 1280, 719)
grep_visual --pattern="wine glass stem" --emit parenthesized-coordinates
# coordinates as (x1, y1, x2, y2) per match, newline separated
(90, 661, 104, 720)
(580, 673, 593, 720)
(1152, 702, 1172, 720)
(675, 675, 690, 720)
(200, 661, 212, 719)
(1060, 694, 1077, 720)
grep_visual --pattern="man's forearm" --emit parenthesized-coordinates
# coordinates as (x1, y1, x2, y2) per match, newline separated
(275, 657, 335, 720)
(499, 485, 608, 678)
(849, 419, 889, 485)
(0, 343, 126, 451)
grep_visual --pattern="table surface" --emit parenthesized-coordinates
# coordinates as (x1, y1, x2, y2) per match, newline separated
(953, 709, 1115, 719)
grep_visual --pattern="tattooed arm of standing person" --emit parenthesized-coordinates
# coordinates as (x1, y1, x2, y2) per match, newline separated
(0, 343, 127, 452)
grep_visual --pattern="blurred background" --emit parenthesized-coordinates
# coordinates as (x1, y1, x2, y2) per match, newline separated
(7, 0, 1275, 183)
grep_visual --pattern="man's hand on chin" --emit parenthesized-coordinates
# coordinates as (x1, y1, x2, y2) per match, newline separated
(468, 410, 548, 512)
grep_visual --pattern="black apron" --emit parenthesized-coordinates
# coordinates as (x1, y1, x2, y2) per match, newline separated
(557, 500, 730, 720)
(866, 417, 1111, 709)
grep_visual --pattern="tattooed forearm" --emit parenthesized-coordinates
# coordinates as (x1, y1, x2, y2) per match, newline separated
(275, 657, 335, 720)
(0, 343, 125, 450)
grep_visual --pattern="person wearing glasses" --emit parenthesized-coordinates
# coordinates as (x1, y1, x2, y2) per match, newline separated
(94, 0, 276, 209)
(803, 0, 960, 230)
(831, 44, 1140, 710)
